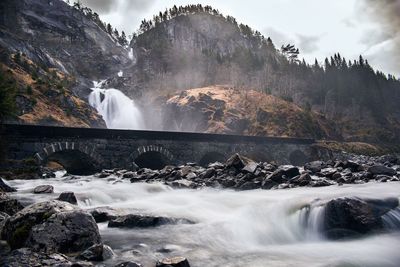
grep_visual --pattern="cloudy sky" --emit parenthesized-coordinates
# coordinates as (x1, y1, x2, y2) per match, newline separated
(78, 0, 400, 77)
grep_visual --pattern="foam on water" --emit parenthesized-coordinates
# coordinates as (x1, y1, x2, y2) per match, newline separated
(8, 177, 400, 267)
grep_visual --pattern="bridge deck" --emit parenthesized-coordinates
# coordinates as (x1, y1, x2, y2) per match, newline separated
(1, 124, 315, 145)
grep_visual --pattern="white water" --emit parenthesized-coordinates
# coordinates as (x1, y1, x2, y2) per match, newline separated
(8, 177, 400, 267)
(89, 81, 145, 130)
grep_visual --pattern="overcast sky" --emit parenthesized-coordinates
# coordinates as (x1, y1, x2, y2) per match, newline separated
(78, 0, 400, 77)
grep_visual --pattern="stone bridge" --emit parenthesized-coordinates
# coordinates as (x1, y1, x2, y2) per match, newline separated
(1, 124, 317, 175)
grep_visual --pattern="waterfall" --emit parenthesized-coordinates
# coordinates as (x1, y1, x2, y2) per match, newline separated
(89, 82, 145, 130)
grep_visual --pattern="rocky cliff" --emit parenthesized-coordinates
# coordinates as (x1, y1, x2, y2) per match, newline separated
(159, 85, 341, 139)
(0, 0, 133, 126)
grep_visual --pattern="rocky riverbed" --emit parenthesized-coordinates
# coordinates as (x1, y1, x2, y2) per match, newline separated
(1, 153, 400, 266)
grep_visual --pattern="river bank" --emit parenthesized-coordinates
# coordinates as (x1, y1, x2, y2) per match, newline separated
(1, 154, 400, 266)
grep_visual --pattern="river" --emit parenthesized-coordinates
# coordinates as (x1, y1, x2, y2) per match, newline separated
(7, 174, 400, 267)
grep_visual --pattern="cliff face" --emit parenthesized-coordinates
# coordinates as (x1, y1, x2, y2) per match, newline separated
(119, 12, 280, 98)
(0, 0, 129, 98)
(160, 85, 341, 139)
(0, 0, 133, 127)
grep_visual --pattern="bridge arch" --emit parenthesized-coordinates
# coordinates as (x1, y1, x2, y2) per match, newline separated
(132, 145, 174, 170)
(34, 142, 101, 175)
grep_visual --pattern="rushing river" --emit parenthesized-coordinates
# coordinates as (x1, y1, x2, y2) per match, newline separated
(7, 174, 400, 267)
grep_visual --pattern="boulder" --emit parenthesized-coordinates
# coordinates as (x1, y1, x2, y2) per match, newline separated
(156, 257, 191, 267)
(57, 191, 77, 205)
(0, 248, 72, 267)
(304, 161, 325, 173)
(2, 200, 100, 253)
(27, 210, 101, 253)
(322, 198, 387, 239)
(78, 243, 115, 261)
(0, 178, 16, 192)
(267, 165, 300, 183)
(225, 154, 252, 170)
(33, 185, 54, 194)
(242, 162, 259, 174)
(367, 165, 396, 176)
(108, 214, 194, 228)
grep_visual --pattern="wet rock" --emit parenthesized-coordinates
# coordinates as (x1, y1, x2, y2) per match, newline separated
(267, 165, 300, 183)
(323, 198, 385, 239)
(88, 207, 118, 223)
(367, 165, 396, 176)
(0, 178, 16, 192)
(261, 178, 278, 190)
(225, 153, 252, 170)
(311, 179, 334, 187)
(239, 181, 261, 190)
(242, 162, 259, 174)
(114, 262, 142, 267)
(57, 192, 77, 205)
(96, 172, 111, 178)
(108, 214, 194, 228)
(27, 210, 101, 253)
(33, 185, 54, 194)
(169, 179, 194, 189)
(156, 257, 191, 267)
(0, 248, 72, 267)
(0, 212, 9, 235)
(208, 162, 225, 169)
(2, 200, 100, 252)
(290, 173, 311, 186)
(122, 172, 136, 179)
(304, 161, 325, 173)
(202, 168, 216, 179)
(0, 195, 24, 215)
(78, 243, 115, 261)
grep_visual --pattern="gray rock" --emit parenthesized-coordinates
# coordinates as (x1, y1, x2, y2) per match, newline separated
(0, 195, 24, 215)
(0, 178, 16, 192)
(78, 243, 115, 261)
(33, 185, 54, 194)
(156, 257, 191, 267)
(304, 161, 325, 173)
(0, 248, 72, 267)
(57, 191, 77, 205)
(27, 210, 101, 253)
(88, 207, 119, 223)
(289, 173, 311, 186)
(267, 165, 300, 183)
(108, 214, 194, 228)
(225, 153, 252, 170)
(0, 212, 10, 235)
(368, 165, 396, 176)
(242, 162, 258, 174)
(322, 198, 386, 239)
(2, 200, 77, 252)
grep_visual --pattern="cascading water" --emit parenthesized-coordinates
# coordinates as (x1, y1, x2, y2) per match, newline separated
(8, 177, 400, 267)
(89, 81, 145, 130)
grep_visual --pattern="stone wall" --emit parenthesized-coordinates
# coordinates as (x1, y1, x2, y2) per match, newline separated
(1, 124, 315, 174)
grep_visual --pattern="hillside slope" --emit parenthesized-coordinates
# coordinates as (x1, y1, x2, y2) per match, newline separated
(160, 85, 341, 139)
